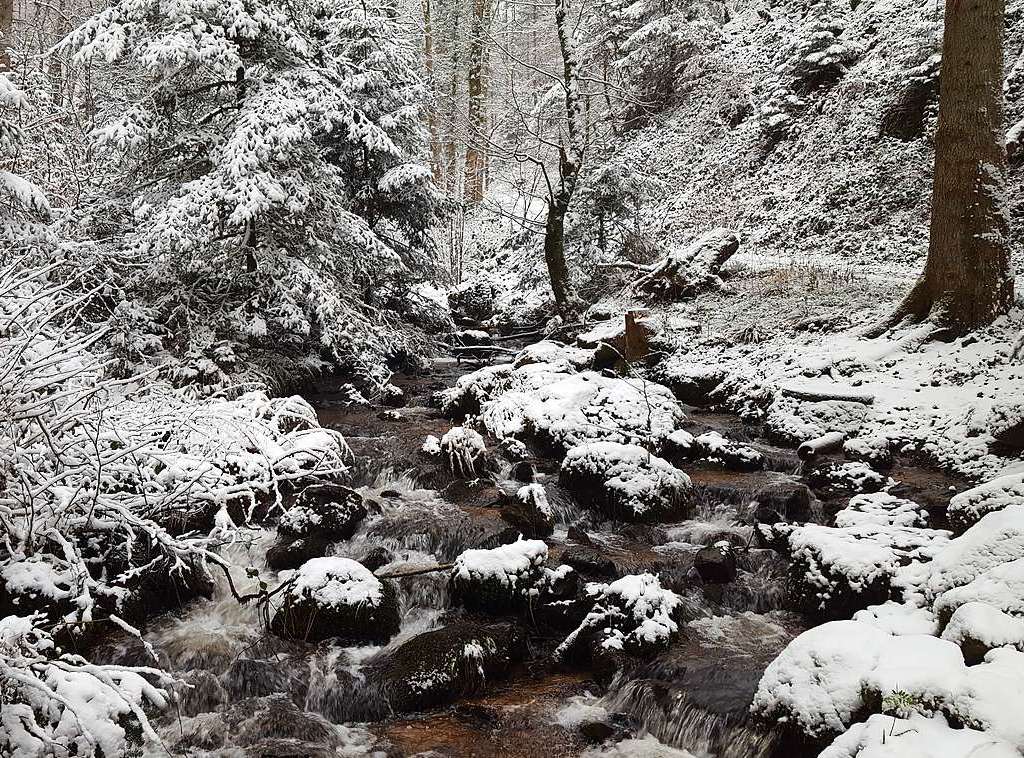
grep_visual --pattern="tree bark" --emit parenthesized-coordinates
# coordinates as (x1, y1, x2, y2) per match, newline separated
(444, 3, 461, 194)
(543, 0, 584, 314)
(463, 0, 491, 204)
(881, 0, 1013, 335)
(0, 0, 13, 69)
(422, 0, 443, 180)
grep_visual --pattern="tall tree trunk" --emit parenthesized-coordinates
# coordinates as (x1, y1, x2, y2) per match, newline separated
(543, 0, 584, 314)
(463, 0, 490, 204)
(444, 3, 461, 195)
(0, 0, 13, 69)
(880, 0, 1013, 335)
(422, 0, 443, 180)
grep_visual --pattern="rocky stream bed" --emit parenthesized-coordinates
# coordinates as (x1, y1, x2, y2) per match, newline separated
(87, 337, 975, 758)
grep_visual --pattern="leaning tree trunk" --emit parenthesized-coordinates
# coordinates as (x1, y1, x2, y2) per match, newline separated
(543, 0, 584, 314)
(882, 0, 1013, 335)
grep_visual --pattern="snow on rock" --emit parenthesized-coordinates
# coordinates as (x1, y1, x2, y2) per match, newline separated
(834, 492, 929, 529)
(752, 620, 891, 738)
(687, 430, 765, 471)
(422, 434, 442, 455)
(853, 601, 939, 636)
(781, 518, 949, 619)
(512, 340, 595, 370)
(819, 713, 1019, 758)
(440, 345, 685, 453)
(842, 434, 893, 469)
(948, 472, 1024, 534)
(439, 426, 491, 478)
(932, 558, 1024, 628)
(498, 483, 556, 538)
(904, 506, 1024, 603)
(807, 461, 893, 497)
(764, 396, 869, 447)
(755, 621, 1024, 748)
(941, 602, 1024, 663)
(276, 483, 367, 541)
(450, 538, 560, 614)
(270, 557, 399, 644)
(556, 573, 683, 664)
(560, 441, 691, 522)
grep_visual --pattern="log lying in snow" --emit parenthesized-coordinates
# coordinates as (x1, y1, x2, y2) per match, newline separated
(600, 228, 740, 300)
(798, 431, 847, 461)
(781, 386, 875, 405)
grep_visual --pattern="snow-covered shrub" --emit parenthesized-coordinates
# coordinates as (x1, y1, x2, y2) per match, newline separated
(0, 615, 171, 758)
(0, 73, 50, 237)
(560, 442, 691, 521)
(64, 0, 446, 386)
(556, 573, 683, 660)
(270, 557, 399, 643)
(440, 426, 491, 478)
(0, 261, 355, 754)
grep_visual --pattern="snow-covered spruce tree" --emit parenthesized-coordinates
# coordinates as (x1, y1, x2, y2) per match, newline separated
(65, 0, 446, 387)
(0, 72, 51, 243)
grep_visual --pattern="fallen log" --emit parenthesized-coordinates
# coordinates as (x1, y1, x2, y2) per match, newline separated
(797, 431, 846, 461)
(781, 386, 875, 405)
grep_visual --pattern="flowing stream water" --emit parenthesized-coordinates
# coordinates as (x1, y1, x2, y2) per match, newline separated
(91, 351, 964, 757)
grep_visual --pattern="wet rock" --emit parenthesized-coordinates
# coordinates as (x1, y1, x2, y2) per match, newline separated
(560, 545, 617, 578)
(560, 442, 691, 523)
(509, 460, 536, 483)
(266, 535, 332, 571)
(754, 480, 815, 523)
(227, 694, 339, 749)
(277, 484, 367, 541)
(221, 657, 308, 705)
(695, 541, 738, 584)
(365, 621, 527, 713)
(357, 546, 395, 572)
(270, 557, 400, 644)
(176, 669, 228, 716)
(499, 483, 555, 538)
(171, 712, 228, 751)
(440, 478, 501, 508)
(579, 720, 617, 743)
(381, 489, 403, 498)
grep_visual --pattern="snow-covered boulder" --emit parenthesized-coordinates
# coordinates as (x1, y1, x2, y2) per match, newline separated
(948, 473, 1024, 534)
(512, 340, 594, 371)
(560, 442, 691, 522)
(764, 396, 868, 447)
(834, 492, 929, 529)
(752, 620, 890, 738)
(366, 621, 527, 714)
(941, 601, 1024, 663)
(807, 461, 893, 498)
(932, 558, 1024, 628)
(277, 484, 367, 541)
(820, 713, 1019, 758)
(499, 483, 555, 538)
(664, 429, 764, 471)
(440, 357, 685, 453)
(754, 620, 1024, 749)
(450, 538, 549, 614)
(556, 573, 683, 666)
(906, 506, 1024, 603)
(270, 557, 399, 644)
(782, 518, 949, 619)
(842, 434, 893, 469)
(380, 383, 405, 407)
